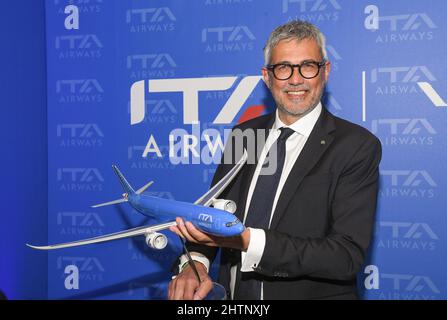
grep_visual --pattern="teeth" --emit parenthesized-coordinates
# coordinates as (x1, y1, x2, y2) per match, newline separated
(287, 91, 306, 95)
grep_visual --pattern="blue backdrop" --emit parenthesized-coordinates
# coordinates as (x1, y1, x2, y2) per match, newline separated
(3, 0, 446, 300)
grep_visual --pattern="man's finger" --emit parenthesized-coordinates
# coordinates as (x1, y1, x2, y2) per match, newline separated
(194, 279, 214, 300)
(185, 221, 208, 241)
(173, 279, 185, 300)
(185, 221, 218, 245)
(184, 278, 200, 300)
(169, 226, 184, 239)
(176, 218, 196, 242)
(167, 278, 175, 300)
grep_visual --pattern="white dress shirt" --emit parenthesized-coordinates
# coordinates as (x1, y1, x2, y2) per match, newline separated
(182, 102, 322, 300)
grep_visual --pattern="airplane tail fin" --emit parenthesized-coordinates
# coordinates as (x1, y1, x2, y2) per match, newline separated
(92, 165, 154, 208)
(112, 165, 136, 195)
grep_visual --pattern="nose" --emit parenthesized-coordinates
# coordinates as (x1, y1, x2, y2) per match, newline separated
(288, 66, 305, 85)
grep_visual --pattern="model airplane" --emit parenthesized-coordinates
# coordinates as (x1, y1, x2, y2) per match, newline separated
(27, 152, 247, 251)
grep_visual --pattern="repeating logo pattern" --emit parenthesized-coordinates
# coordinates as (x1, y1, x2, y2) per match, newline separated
(45, 1, 447, 300)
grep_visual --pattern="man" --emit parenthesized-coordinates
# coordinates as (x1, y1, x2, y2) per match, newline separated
(168, 20, 381, 300)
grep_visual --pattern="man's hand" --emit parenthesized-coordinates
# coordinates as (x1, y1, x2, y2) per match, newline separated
(169, 217, 250, 251)
(168, 261, 213, 300)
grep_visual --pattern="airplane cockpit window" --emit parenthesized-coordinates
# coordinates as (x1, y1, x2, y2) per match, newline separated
(225, 219, 240, 227)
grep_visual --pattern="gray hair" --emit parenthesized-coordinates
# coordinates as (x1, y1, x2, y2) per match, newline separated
(264, 20, 327, 65)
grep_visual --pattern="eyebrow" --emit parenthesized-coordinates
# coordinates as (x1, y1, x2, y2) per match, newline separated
(272, 59, 321, 65)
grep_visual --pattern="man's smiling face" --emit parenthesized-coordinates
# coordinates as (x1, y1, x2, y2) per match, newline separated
(262, 38, 330, 125)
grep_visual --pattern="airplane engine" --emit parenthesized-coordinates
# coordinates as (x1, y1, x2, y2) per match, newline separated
(145, 232, 168, 250)
(212, 199, 237, 214)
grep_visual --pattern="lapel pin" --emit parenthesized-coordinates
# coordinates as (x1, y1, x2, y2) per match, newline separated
(320, 140, 326, 145)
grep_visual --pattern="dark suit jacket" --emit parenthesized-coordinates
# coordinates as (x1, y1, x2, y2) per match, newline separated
(187, 107, 382, 300)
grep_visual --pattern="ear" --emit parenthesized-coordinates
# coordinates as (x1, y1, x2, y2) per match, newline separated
(261, 67, 271, 89)
(323, 60, 331, 82)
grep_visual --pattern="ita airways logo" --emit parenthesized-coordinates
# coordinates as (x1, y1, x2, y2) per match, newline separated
(369, 66, 436, 96)
(127, 54, 177, 79)
(57, 123, 104, 148)
(282, 0, 341, 23)
(55, 34, 103, 59)
(376, 221, 439, 251)
(130, 76, 263, 125)
(201, 26, 256, 53)
(57, 168, 104, 192)
(57, 211, 105, 237)
(363, 265, 441, 300)
(129, 76, 267, 164)
(126, 7, 176, 32)
(380, 170, 437, 199)
(56, 79, 104, 103)
(371, 118, 436, 146)
(364, 6, 437, 43)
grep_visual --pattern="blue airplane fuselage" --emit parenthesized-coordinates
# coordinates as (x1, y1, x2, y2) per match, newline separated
(128, 194, 244, 237)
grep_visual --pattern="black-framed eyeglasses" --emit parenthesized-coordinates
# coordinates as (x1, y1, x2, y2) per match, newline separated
(266, 60, 327, 80)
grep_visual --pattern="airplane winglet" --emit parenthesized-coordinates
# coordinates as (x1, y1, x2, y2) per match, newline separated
(26, 244, 50, 250)
(194, 149, 247, 206)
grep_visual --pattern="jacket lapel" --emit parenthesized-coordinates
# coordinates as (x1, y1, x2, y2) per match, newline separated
(269, 108, 336, 229)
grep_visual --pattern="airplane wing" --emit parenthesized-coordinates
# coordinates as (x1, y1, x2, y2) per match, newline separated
(194, 150, 247, 206)
(26, 221, 176, 250)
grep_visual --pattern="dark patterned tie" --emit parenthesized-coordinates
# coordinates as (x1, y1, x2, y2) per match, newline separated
(234, 127, 295, 300)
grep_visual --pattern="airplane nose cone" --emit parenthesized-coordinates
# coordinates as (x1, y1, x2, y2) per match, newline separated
(228, 223, 245, 236)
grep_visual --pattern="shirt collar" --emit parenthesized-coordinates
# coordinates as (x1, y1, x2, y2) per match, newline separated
(273, 102, 322, 137)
